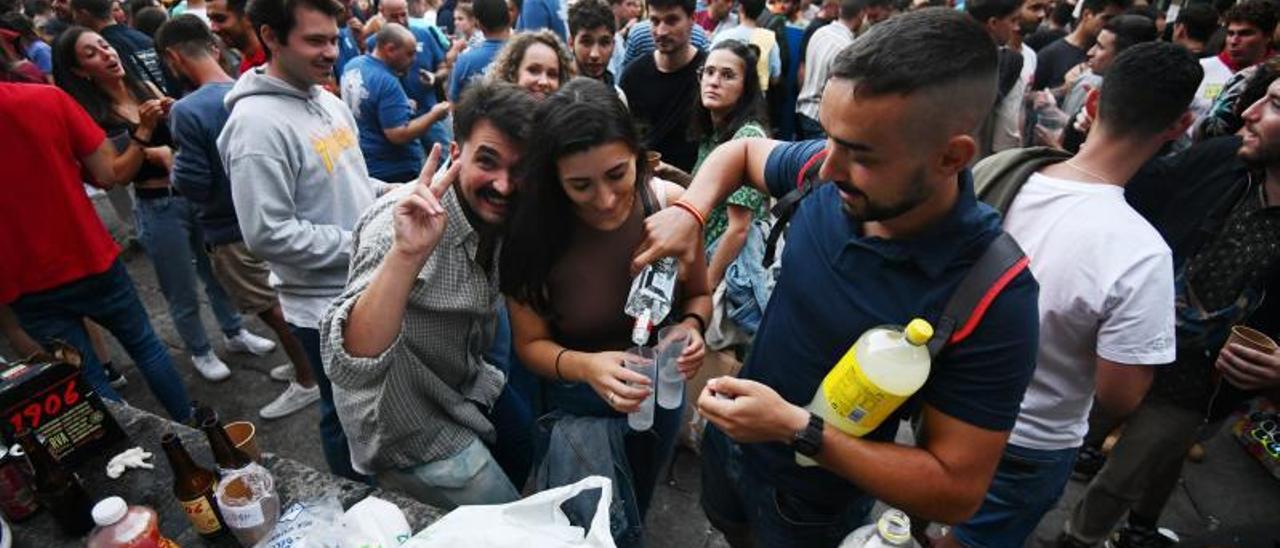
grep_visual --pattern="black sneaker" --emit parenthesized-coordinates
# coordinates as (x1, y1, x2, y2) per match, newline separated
(1072, 445, 1107, 481)
(1105, 524, 1176, 548)
(104, 362, 128, 390)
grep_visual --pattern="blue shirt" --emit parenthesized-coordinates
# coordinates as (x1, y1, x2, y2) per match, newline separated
(341, 55, 425, 180)
(364, 26, 446, 117)
(24, 40, 52, 74)
(169, 82, 240, 245)
(620, 21, 709, 72)
(336, 27, 361, 80)
(448, 37, 505, 101)
(515, 0, 567, 41)
(741, 140, 1040, 506)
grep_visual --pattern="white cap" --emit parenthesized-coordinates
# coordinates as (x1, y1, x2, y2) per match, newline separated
(92, 496, 128, 526)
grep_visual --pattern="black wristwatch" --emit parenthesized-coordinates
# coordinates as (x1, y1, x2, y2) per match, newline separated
(790, 412, 824, 457)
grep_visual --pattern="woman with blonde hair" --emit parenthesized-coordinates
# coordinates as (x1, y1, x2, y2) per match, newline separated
(486, 28, 574, 99)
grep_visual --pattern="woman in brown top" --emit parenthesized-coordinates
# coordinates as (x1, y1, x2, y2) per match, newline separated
(500, 78, 711, 521)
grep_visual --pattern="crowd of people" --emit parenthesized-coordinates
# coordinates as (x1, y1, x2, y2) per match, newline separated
(1, 0, 1278, 543)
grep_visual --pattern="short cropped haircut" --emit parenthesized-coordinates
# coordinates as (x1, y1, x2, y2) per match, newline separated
(739, 0, 765, 19)
(154, 13, 217, 57)
(1098, 41, 1202, 137)
(473, 0, 509, 31)
(133, 6, 167, 36)
(453, 78, 536, 144)
(1224, 0, 1279, 36)
(1081, 0, 1132, 16)
(646, 0, 694, 17)
(839, 0, 864, 20)
(227, 0, 249, 15)
(831, 8, 996, 103)
(374, 21, 413, 48)
(246, 0, 343, 49)
(966, 0, 1022, 23)
(568, 0, 614, 36)
(1102, 14, 1157, 51)
(1175, 4, 1220, 43)
(68, 0, 110, 20)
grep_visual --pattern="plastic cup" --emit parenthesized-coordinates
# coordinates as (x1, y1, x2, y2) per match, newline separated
(655, 326, 690, 410)
(225, 421, 261, 462)
(623, 347, 656, 431)
(1227, 325, 1278, 354)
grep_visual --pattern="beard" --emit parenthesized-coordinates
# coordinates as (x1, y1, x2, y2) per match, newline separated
(836, 167, 932, 222)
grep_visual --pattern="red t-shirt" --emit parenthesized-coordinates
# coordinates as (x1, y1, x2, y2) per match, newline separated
(238, 47, 267, 76)
(0, 83, 118, 304)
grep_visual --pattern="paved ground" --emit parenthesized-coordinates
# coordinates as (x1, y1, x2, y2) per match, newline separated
(3, 195, 1278, 546)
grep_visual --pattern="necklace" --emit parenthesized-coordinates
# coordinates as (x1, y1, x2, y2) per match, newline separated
(1063, 160, 1113, 185)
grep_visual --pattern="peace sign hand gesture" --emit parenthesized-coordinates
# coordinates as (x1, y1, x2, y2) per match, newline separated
(390, 144, 461, 264)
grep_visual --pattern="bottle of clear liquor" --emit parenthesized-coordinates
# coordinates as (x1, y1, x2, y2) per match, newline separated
(624, 257, 679, 345)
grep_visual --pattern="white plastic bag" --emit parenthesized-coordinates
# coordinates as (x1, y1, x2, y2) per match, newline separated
(341, 496, 412, 546)
(404, 476, 616, 548)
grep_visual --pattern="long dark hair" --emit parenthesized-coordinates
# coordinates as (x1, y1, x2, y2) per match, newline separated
(52, 25, 155, 126)
(689, 40, 767, 145)
(500, 77, 650, 316)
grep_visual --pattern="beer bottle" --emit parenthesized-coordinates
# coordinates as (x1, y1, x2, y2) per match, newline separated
(160, 433, 228, 540)
(200, 414, 251, 473)
(15, 428, 93, 536)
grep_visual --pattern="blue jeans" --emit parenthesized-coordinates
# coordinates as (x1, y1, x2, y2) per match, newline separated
(133, 196, 242, 356)
(952, 443, 1079, 547)
(538, 380, 682, 519)
(700, 426, 874, 548)
(10, 260, 192, 422)
(288, 324, 369, 483)
(484, 304, 534, 490)
(375, 437, 520, 510)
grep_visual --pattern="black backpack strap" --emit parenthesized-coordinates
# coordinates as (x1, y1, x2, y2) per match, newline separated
(926, 232, 1030, 358)
(763, 149, 829, 267)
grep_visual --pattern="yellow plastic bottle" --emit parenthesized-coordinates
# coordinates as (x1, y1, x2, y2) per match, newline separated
(797, 319, 934, 466)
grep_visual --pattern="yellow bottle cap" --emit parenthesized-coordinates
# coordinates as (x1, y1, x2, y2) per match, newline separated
(904, 319, 934, 346)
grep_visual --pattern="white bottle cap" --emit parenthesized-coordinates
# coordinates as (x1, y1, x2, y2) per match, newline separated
(92, 496, 128, 526)
(631, 309, 652, 346)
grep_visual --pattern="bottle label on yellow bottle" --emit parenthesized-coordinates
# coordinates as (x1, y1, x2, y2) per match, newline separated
(821, 347, 908, 432)
(181, 494, 223, 534)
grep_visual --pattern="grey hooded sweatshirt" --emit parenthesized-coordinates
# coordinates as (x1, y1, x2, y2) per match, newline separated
(218, 68, 378, 328)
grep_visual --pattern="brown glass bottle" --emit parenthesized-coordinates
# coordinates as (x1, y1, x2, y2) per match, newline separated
(200, 414, 251, 472)
(14, 428, 93, 536)
(161, 433, 230, 540)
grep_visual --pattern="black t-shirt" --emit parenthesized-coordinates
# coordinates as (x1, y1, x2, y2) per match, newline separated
(99, 24, 176, 96)
(1024, 27, 1066, 51)
(619, 49, 707, 172)
(1033, 37, 1086, 90)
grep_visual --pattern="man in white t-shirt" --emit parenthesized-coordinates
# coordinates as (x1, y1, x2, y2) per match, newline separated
(992, 0, 1046, 150)
(954, 42, 1203, 548)
(1190, 0, 1275, 127)
(794, 0, 861, 139)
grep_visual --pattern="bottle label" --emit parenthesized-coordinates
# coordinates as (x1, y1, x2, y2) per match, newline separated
(180, 495, 223, 534)
(221, 500, 266, 528)
(820, 347, 908, 432)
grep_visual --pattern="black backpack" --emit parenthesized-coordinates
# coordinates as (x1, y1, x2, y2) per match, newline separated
(763, 148, 1030, 357)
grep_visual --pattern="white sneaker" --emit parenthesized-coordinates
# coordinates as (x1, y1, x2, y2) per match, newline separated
(192, 352, 232, 382)
(269, 364, 294, 382)
(226, 329, 277, 356)
(259, 382, 320, 420)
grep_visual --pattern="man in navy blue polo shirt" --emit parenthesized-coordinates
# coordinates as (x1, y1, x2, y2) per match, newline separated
(633, 9, 1040, 546)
